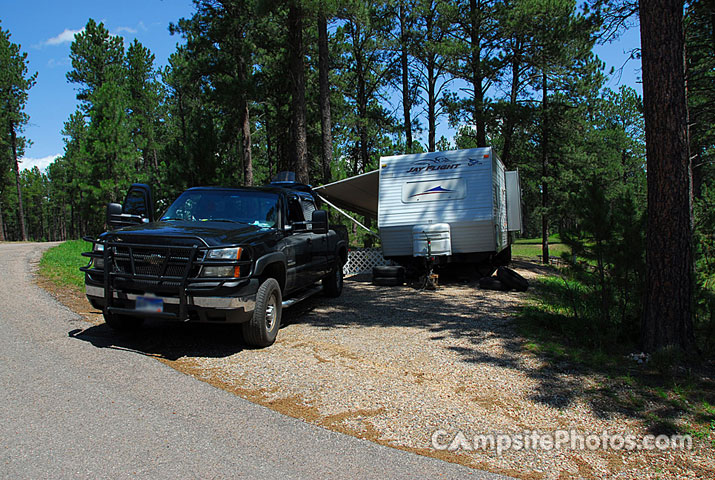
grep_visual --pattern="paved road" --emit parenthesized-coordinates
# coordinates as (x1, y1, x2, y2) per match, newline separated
(0, 242, 507, 479)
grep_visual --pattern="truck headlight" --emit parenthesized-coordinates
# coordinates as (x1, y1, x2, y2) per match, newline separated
(93, 243, 104, 270)
(202, 247, 243, 277)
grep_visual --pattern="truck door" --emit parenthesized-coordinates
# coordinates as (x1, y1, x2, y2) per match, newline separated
(300, 196, 329, 279)
(107, 184, 154, 230)
(283, 195, 314, 289)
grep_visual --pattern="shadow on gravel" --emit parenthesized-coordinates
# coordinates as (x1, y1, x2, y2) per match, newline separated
(294, 263, 715, 437)
(67, 303, 314, 361)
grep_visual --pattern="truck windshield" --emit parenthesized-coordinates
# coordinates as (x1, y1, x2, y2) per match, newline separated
(161, 190, 279, 228)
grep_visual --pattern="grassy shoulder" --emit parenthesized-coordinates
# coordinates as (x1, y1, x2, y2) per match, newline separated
(39, 239, 88, 290)
(518, 274, 715, 446)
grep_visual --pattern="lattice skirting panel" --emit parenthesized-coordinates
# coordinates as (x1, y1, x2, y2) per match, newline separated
(343, 248, 395, 276)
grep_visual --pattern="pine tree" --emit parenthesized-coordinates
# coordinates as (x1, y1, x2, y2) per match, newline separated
(0, 21, 37, 241)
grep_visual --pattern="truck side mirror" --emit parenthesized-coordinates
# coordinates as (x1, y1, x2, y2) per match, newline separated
(311, 210, 328, 234)
(107, 203, 123, 229)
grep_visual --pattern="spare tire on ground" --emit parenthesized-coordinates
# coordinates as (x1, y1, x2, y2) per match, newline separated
(496, 266, 529, 292)
(478, 276, 509, 291)
(372, 265, 405, 278)
(372, 265, 406, 286)
(373, 276, 404, 287)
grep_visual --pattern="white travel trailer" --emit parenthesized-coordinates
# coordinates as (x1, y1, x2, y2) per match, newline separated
(377, 147, 522, 266)
(314, 147, 522, 270)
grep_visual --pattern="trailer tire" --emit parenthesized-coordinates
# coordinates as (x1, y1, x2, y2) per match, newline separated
(242, 278, 282, 347)
(373, 277, 404, 287)
(497, 266, 529, 292)
(494, 246, 512, 266)
(478, 277, 509, 291)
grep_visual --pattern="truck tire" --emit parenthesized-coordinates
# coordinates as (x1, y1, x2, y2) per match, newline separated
(103, 312, 144, 331)
(497, 266, 529, 292)
(478, 277, 508, 291)
(242, 278, 282, 347)
(323, 260, 344, 297)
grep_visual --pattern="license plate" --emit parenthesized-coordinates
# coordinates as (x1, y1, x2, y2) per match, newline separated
(136, 296, 163, 313)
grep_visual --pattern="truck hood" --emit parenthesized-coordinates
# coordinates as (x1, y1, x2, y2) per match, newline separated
(103, 220, 276, 247)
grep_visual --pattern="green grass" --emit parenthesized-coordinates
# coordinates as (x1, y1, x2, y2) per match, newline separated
(39, 239, 89, 290)
(512, 234, 571, 260)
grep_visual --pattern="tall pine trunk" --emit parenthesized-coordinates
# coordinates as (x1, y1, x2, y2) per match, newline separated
(318, 10, 333, 184)
(541, 71, 550, 265)
(470, 0, 486, 147)
(288, 3, 308, 184)
(640, 0, 695, 352)
(400, 2, 413, 153)
(0, 202, 5, 241)
(238, 55, 253, 186)
(11, 124, 27, 241)
(501, 40, 522, 168)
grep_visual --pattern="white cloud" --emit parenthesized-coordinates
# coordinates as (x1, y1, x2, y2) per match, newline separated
(45, 28, 84, 46)
(114, 26, 137, 35)
(19, 155, 60, 172)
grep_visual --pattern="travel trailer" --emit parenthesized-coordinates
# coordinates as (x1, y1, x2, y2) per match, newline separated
(315, 147, 522, 271)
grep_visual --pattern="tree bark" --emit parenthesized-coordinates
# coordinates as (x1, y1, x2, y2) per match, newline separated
(318, 10, 333, 184)
(288, 3, 309, 184)
(541, 70, 549, 265)
(639, 0, 695, 352)
(0, 202, 5, 242)
(11, 124, 27, 241)
(470, 0, 487, 147)
(241, 102, 253, 186)
(501, 39, 522, 168)
(400, 1, 413, 153)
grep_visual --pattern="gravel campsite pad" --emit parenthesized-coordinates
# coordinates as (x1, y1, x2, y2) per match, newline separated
(47, 262, 714, 479)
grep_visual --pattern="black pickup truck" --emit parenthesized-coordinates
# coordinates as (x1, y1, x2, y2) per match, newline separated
(81, 180, 348, 347)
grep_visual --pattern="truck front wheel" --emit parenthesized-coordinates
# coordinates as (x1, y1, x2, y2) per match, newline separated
(242, 278, 282, 347)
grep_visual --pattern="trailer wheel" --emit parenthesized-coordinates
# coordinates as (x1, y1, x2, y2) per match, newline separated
(494, 246, 512, 266)
(103, 312, 143, 331)
(373, 277, 404, 287)
(478, 277, 509, 291)
(242, 278, 282, 347)
(497, 266, 529, 292)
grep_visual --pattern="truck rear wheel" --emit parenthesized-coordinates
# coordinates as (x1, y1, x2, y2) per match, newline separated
(242, 278, 282, 347)
(103, 312, 144, 331)
(323, 260, 344, 297)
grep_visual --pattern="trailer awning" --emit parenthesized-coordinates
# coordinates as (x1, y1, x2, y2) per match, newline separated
(313, 169, 379, 218)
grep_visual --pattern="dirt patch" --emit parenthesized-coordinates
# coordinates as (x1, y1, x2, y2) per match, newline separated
(42, 264, 715, 480)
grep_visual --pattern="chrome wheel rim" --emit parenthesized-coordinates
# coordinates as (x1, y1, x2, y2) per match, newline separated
(265, 294, 277, 331)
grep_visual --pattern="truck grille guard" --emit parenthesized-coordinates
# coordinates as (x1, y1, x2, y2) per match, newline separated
(81, 236, 252, 321)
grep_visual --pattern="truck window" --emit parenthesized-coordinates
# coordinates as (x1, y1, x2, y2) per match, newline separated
(161, 190, 279, 227)
(123, 190, 147, 217)
(301, 199, 316, 229)
(287, 197, 305, 224)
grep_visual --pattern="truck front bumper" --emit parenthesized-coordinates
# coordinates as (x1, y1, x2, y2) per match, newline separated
(85, 281, 257, 323)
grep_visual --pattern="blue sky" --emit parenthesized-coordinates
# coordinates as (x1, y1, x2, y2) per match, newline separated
(1, 1, 642, 173)
(1, 0, 195, 171)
